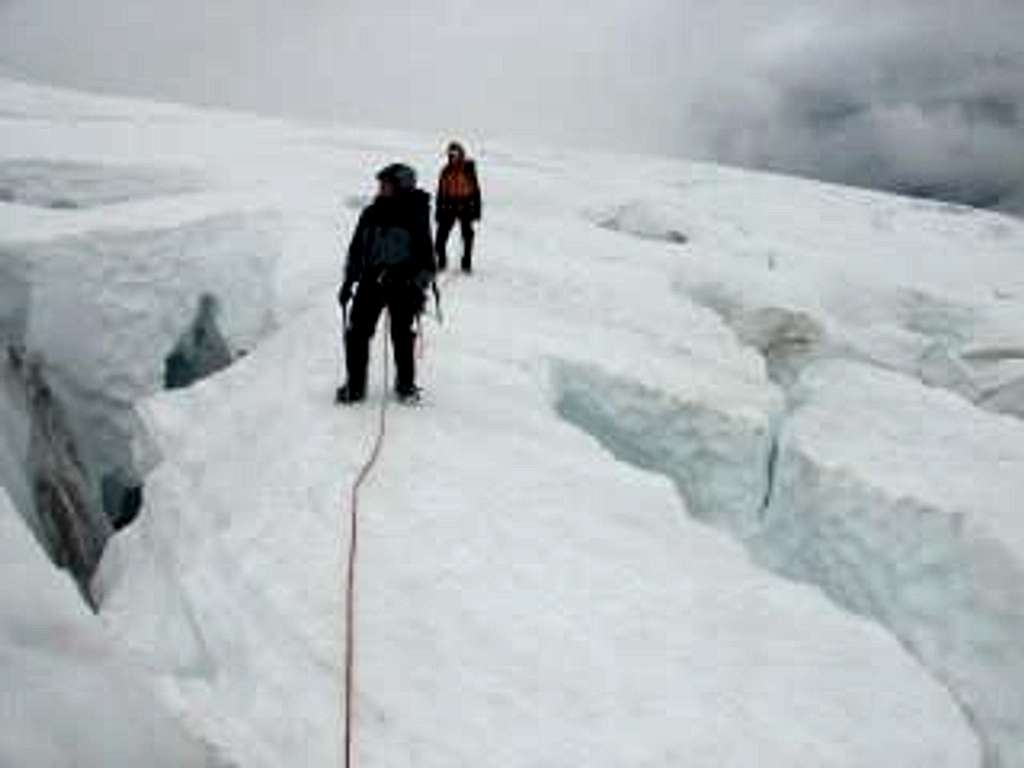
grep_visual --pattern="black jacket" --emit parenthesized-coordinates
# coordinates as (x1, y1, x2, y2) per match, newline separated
(344, 189, 435, 289)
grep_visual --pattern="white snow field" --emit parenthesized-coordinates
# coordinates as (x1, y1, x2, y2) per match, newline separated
(2, 76, 1023, 766)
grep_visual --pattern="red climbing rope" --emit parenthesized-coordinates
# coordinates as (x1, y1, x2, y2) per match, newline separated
(341, 274, 456, 766)
(342, 315, 391, 768)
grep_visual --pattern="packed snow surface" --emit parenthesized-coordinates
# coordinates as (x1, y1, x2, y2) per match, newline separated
(4, 77, 1024, 766)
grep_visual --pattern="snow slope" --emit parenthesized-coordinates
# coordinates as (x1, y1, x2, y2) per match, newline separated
(95, 290, 975, 767)
(3, 76, 1023, 765)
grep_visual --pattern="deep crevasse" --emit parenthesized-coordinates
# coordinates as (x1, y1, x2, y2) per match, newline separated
(555, 357, 1024, 768)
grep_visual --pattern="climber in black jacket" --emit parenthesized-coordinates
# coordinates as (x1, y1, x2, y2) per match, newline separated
(336, 163, 436, 404)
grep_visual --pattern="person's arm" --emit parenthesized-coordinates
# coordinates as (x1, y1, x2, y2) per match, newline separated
(434, 170, 446, 223)
(468, 161, 482, 221)
(340, 209, 369, 303)
(403, 199, 435, 315)
(416, 197, 437, 282)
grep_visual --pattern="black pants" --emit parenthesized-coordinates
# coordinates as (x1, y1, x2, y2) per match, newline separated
(344, 281, 417, 396)
(436, 213, 475, 271)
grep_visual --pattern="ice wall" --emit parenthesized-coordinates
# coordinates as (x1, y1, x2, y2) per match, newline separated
(0, 208, 281, 596)
(555, 359, 1024, 767)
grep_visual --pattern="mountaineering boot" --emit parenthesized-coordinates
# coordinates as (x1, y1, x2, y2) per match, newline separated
(339, 323, 370, 405)
(395, 384, 421, 405)
(335, 383, 365, 404)
(390, 315, 417, 396)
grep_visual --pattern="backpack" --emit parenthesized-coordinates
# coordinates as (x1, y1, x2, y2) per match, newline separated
(367, 223, 413, 270)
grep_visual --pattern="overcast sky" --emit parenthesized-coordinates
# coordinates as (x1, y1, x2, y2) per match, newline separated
(2, 0, 1022, 210)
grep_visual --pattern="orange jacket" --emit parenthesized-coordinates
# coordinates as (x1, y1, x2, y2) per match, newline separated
(436, 160, 481, 221)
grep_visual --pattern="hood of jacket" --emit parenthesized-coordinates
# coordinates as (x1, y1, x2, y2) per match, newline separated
(369, 188, 430, 225)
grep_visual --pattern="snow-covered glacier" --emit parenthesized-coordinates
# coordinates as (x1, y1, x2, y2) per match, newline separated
(3, 76, 1023, 766)
(94, 297, 977, 767)
(565, 169, 1024, 766)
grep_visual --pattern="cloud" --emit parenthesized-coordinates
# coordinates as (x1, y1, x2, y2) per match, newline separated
(685, 2, 1024, 211)
(0, 0, 1022, 212)
(0, 0, 667, 146)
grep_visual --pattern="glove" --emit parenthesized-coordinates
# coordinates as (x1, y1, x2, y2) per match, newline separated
(413, 269, 433, 292)
(338, 281, 353, 307)
(409, 284, 427, 316)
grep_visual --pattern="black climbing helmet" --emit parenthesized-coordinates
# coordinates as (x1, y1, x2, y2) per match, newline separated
(376, 163, 417, 192)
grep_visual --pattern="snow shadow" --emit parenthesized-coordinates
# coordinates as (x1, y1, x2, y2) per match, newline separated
(163, 294, 234, 390)
(552, 361, 777, 539)
(343, 193, 372, 212)
(682, 278, 1024, 420)
(0, 159, 203, 210)
(684, 285, 829, 388)
(592, 201, 689, 245)
(2, 348, 109, 607)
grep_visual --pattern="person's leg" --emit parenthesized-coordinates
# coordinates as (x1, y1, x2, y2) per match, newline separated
(387, 293, 417, 396)
(435, 213, 455, 271)
(340, 284, 384, 400)
(459, 214, 475, 273)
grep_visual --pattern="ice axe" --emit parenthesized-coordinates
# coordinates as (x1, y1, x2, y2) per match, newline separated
(432, 280, 443, 324)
